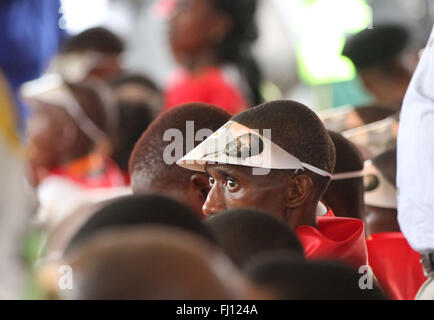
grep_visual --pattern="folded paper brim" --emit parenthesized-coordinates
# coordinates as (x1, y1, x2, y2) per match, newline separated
(363, 160, 397, 209)
(177, 121, 331, 177)
(21, 74, 106, 144)
(343, 117, 398, 158)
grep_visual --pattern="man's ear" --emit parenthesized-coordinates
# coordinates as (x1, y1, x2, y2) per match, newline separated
(286, 174, 314, 209)
(190, 173, 210, 198)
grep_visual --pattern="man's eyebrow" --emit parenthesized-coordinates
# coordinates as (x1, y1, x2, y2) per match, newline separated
(205, 165, 246, 177)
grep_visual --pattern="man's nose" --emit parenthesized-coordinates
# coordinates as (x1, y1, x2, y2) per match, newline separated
(202, 185, 226, 217)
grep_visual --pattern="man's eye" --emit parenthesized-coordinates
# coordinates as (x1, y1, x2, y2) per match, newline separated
(225, 178, 239, 191)
(209, 176, 215, 187)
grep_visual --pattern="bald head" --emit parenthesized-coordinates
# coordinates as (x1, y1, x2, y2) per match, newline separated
(63, 227, 249, 300)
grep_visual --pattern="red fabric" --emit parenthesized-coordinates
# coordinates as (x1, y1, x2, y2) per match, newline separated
(296, 217, 368, 269)
(49, 153, 125, 188)
(164, 67, 248, 115)
(367, 232, 426, 300)
(323, 206, 335, 217)
(122, 171, 131, 186)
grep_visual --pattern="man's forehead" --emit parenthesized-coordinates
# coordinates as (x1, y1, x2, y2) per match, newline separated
(205, 163, 268, 177)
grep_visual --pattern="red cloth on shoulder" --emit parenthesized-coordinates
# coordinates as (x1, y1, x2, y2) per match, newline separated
(164, 67, 248, 115)
(296, 216, 368, 269)
(367, 232, 426, 300)
(49, 153, 125, 188)
(323, 206, 335, 217)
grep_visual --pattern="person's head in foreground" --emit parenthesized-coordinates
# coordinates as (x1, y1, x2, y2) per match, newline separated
(323, 131, 365, 220)
(363, 148, 399, 237)
(65, 193, 216, 254)
(342, 24, 417, 109)
(129, 103, 231, 216)
(245, 254, 386, 300)
(205, 208, 304, 266)
(179, 100, 336, 229)
(24, 77, 108, 186)
(61, 227, 252, 299)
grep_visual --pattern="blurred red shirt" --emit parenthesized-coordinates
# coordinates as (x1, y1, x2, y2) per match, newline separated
(164, 66, 248, 115)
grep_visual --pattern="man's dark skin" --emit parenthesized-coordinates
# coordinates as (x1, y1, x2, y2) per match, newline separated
(203, 164, 321, 229)
(365, 206, 400, 237)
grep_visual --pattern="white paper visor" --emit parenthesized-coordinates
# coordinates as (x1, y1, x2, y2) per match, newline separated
(21, 74, 106, 144)
(363, 160, 397, 209)
(176, 121, 331, 177)
(332, 170, 365, 181)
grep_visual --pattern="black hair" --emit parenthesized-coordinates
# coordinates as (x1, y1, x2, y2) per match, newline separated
(209, 0, 263, 105)
(112, 101, 154, 172)
(245, 254, 386, 299)
(129, 103, 231, 192)
(62, 27, 124, 54)
(204, 208, 304, 266)
(323, 131, 364, 220)
(232, 100, 336, 198)
(342, 24, 410, 71)
(65, 194, 216, 253)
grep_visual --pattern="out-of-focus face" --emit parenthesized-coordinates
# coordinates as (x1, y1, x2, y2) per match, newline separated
(25, 104, 79, 186)
(169, 0, 227, 66)
(26, 107, 62, 169)
(360, 66, 411, 108)
(203, 164, 289, 221)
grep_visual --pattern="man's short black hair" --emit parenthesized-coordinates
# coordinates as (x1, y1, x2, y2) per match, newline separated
(342, 24, 410, 71)
(129, 103, 231, 192)
(245, 254, 386, 299)
(323, 131, 364, 219)
(62, 27, 124, 54)
(66, 194, 216, 253)
(231, 100, 336, 198)
(112, 101, 154, 171)
(328, 131, 364, 175)
(204, 209, 304, 266)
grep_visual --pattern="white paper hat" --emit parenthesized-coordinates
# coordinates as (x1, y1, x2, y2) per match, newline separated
(177, 121, 331, 177)
(21, 74, 106, 144)
(363, 160, 397, 209)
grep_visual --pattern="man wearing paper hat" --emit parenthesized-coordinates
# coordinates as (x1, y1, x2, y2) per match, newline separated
(362, 149, 426, 300)
(397, 25, 434, 299)
(178, 100, 368, 268)
(21, 74, 126, 228)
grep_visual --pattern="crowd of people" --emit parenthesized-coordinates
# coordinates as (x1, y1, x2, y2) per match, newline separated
(1, 0, 434, 300)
